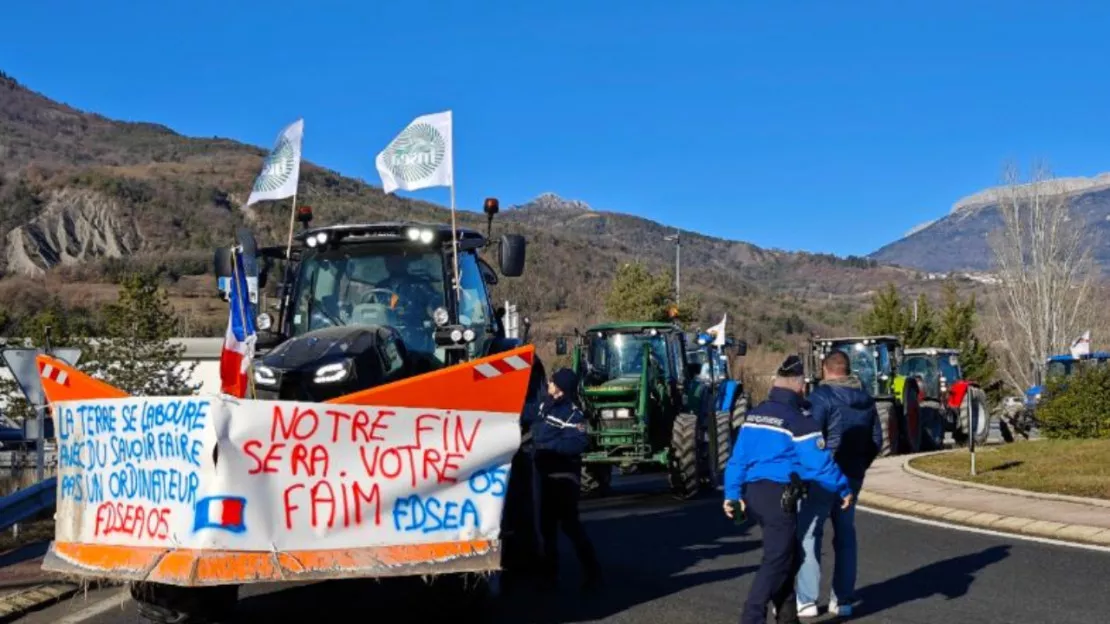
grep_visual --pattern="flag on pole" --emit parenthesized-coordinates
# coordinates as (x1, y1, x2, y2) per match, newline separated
(246, 119, 304, 206)
(1070, 330, 1091, 358)
(219, 248, 257, 398)
(375, 111, 453, 194)
(706, 314, 727, 347)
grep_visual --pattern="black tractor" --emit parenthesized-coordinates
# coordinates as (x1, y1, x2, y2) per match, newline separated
(130, 200, 540, 623)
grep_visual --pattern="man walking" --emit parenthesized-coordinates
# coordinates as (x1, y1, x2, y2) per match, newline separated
(723, 355, 854, 624)
(526, 368, 603, 591)
(795, 349, 882, 618)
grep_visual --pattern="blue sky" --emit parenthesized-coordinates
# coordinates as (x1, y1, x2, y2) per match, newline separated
(4, 0, 1110, 256)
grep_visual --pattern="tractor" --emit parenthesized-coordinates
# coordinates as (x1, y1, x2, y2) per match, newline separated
(898, 348, 991, 449)
(805, 335, 921, 456)
(130, 200, 535, 623)
(686, 332, 751, 443)
(555, 322, 720, 499)
(1020, 351, 1110, 437)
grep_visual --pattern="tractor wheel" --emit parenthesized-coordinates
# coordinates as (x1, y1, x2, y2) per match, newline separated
(899, 378, 923, 453)
(580, 464, 612, 497)
(131, 582, 238, 624)
(710, 412, 733, 486)
(876, 401, 900, 457)
(919, 400, 946, 451)
(667, 412, 701, 500)
(731, 393, 750, 431)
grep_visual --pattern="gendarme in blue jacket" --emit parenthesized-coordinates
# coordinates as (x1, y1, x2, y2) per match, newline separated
(724, 387, 852, 501)
(807, 375, 882, 481)
(523, 392, 589, 479)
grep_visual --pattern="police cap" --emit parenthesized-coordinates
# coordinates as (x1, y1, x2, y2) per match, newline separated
(777, 354, 804, 378)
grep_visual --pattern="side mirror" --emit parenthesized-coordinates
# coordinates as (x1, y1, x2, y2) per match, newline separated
(214, 247, 233, 298)
(256, 331, 284, 351)
(498, 234, 526, 277)
(555, 337, 568, 356)
(735, 340, 748, 356)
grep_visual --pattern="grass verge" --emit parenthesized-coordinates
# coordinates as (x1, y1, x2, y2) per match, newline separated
(909, 439, 1110, 500)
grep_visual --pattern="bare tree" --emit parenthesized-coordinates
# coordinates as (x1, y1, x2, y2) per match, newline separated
(988, 161, 1096, 392)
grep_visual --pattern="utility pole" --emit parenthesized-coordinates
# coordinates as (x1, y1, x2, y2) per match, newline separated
(664, 231, 681, 304)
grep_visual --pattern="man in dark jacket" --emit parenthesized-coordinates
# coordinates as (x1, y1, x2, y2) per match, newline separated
(524, 368, 602, 590)
(794, 349, 882, 618)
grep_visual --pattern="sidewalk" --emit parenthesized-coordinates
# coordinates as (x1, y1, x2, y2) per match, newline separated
(857, 455, 1110, 547)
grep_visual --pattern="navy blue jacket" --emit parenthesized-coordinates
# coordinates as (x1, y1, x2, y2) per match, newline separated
(724, 387, 852, 501)
(522, 394, 588, 479)
(808, 376, 882, 480)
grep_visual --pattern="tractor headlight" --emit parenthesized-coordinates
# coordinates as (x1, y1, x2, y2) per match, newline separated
(314, 360, 352, 384)
(254, 365, 278, 386)
(615, 408, 631, 419)
(601, 409, 616, 419)
(433, 307, 449, 326)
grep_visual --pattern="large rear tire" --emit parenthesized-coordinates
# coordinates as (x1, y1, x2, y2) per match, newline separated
(131, 583, 238, 624)
(919, 400, 946, 451)
(877, 401, 900, 457)
(668, 412, 700, 500)
(710, 412, 733, 486)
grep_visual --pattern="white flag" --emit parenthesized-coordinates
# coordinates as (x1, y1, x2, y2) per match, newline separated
(375, 111, 453, 194)
(707, 314, 727, 347)
(1070, 330, 1091, 358)
(246, 119, 304, 206)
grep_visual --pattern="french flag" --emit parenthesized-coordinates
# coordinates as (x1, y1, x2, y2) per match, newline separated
(193, 496, 247, 533)
(219, 247, 257, 398)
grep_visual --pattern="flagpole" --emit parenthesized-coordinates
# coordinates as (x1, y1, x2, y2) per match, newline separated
(284, 191, 298, 265)
(450, 182, 461, 301)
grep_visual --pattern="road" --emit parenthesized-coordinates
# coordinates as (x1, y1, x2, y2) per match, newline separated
(25, 473, 1109, 624)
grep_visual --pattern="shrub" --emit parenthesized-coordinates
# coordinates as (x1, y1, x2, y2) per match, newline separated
(1036, 365, 1110, 439)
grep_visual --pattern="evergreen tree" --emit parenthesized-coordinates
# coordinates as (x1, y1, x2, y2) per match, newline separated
(935, 281, 997, 394)
(605, 262, 699, 323)
(859, 283, 908, 337)
(903, 293, 936, 348)
(82, 273, 199, 396)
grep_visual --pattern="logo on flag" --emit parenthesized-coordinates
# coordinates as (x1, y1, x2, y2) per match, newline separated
(375, 111, 453, 194)
(706, 314, 727, 347)
(219, 248, 257, 398)
(193, 496, 247, 533)
(247, 119, 304, 206)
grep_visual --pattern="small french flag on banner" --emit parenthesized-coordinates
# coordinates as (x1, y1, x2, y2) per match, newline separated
(193, 496, 247, 533)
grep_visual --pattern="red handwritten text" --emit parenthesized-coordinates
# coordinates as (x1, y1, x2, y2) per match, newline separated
(94, 502, 171, 540)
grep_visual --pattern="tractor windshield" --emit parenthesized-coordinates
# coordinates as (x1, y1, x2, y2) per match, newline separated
(828, 341, 891, 396)
(290, 243, 447, 357)
(587, 332, 670, 381)
(1046, 360, 1073, 379)
(938, 354, 961, 382)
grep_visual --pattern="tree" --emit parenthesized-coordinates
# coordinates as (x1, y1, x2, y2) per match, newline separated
(604, 262, 698, 323)
(81, 273, 199, 396)
(858, 283, 934, 347)
(988, 161, 1095, 392)
(935, 281, 998, 398)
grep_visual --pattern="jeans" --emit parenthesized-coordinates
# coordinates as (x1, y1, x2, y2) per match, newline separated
(795, 477, 864, 608)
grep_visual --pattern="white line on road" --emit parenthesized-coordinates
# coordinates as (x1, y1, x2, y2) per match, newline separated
(859, 505, 1110, 555)
(53, 590, 130, 624)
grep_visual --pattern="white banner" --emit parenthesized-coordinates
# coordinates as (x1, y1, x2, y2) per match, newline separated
(246, 119, 304, 206)
(54, 395, 519, 551)
(375, 111, 453, 194)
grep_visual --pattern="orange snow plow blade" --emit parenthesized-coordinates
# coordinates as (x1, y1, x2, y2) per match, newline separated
(39, 345, 535, 586)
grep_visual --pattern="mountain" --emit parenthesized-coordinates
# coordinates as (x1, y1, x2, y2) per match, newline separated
(0, 70, 978, 353)
(871, 174, 1110, 273)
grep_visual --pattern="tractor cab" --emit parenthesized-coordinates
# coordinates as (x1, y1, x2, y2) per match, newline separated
(687, 332, 748, 416)
(806, 335, 901, 399)
(1026, 351, 1110, 409)
(214, 202, 527, 403)
(899, 348, 962, 402)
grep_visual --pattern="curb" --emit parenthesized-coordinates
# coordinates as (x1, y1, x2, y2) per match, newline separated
(0, 582, 79, 622)
(856, 489, 1110, 548)
(904, 450, 1110, 508)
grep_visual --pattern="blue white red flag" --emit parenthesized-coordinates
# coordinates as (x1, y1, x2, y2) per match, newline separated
(219, 248, 257, 398)
(193, 495, 247, 533)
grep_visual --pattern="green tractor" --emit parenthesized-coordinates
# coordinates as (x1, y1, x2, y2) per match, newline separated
(555, 322, 723, 500)
(805, 335, 922, 456)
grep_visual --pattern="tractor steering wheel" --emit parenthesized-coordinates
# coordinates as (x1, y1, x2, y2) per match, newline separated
(358, 288, 401, 307)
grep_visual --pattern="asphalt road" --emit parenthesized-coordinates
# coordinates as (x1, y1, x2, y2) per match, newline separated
(26, 473, 1110, 624)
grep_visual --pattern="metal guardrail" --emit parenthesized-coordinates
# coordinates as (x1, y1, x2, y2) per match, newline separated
(0, 478, 55, 533)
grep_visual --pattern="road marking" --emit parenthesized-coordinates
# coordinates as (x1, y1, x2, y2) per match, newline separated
(859, 505, 1110, 555)
(53, 589, 130, 624)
